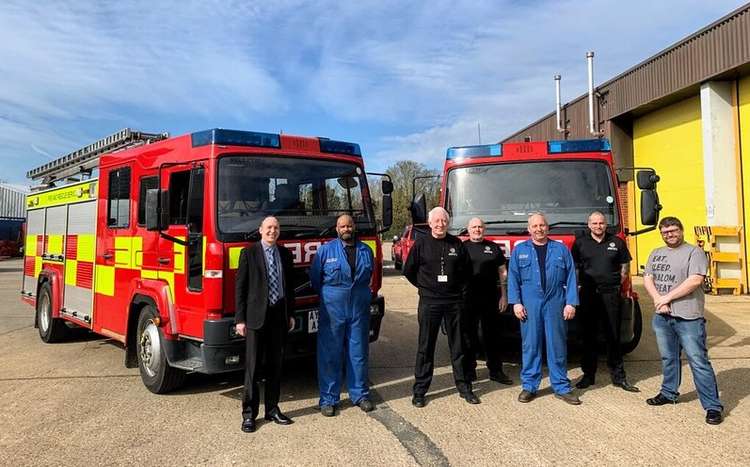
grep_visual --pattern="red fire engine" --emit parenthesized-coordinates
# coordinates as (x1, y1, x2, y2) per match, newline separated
(21, 128, 393, 393)
(411, 138, 660, 352)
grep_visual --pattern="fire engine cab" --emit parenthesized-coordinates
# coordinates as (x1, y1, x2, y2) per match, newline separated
(21, 128, 393, 393)
(411, 138, 661, 353)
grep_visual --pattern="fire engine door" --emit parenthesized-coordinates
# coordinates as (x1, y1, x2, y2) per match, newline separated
(157, 166, 205, 334)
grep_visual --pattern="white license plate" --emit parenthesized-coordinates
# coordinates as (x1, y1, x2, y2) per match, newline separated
(308, 309, 319, 334)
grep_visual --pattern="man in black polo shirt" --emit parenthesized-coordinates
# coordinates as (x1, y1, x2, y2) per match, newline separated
(404, 207, 478, 407)
(572, 211, 639, 392)
(462, 217, 512, 385)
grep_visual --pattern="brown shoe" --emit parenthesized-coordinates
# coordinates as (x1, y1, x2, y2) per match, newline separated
(555, 391, 582, 405)
(518, 390, 536, 403)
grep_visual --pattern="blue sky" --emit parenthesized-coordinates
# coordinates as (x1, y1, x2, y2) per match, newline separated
(0, 0, 745, 187)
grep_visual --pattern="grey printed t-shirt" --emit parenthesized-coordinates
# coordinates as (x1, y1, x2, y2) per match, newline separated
(644, 242, 707, 319)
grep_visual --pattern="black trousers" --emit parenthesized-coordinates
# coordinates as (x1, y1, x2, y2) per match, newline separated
(580, 287, 626, 382)
(413, 300, 470, 396)
(242, 300, 286, 419)
(462, 298, 504, 376)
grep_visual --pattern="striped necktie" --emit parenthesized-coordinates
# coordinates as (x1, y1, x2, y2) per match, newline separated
(267, 248, 280, 305)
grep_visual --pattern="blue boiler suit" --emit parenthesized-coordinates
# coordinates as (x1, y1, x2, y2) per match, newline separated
(508, 240, 579, 394)
(310, 238, 374, 407)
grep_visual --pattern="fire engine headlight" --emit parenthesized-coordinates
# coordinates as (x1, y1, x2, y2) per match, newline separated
(225, 355, 240, 365)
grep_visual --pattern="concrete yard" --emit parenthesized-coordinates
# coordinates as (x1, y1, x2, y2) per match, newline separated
(1, 251, 748, 466)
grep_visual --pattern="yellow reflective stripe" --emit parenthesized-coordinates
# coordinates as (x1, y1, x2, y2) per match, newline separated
(65, 259, 78, 286)
(173, 237, 185, 274)
(26, 180, 97, 210)
(34, 257, 42, 277)
(114, 236, 131, 268)
(132, 236, 143, 269)
(362, 240, 376, 255)
(141, 269, 158, 279)
(158, 271, 175, 302)
(26, 235, 37, 257)
(228, 247, 243, 270)
(77, 234, 95, 262)
(202, 236, 206, 275)
(95, 265, 115, 296)
(47, 235, 64, 255)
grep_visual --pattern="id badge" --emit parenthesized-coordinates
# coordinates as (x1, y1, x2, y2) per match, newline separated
(437, 275, 448, 283)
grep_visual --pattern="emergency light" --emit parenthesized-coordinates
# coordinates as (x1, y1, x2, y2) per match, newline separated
(547, 139, 611, 154)
(319, 138, 362, 156)
(191, 129, 281, 149)
(446, 143, 502, 160)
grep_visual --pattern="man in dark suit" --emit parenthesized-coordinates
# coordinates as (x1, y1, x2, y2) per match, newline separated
(235, 216, 296, 433)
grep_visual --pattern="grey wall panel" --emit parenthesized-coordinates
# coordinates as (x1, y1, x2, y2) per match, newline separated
(63, 285, 92, 321)
(44, 206, 67, 235)
(67, 201, 96, 235)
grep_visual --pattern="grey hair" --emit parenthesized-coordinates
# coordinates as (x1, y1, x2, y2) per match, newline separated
(428, 206, 450, 223)
(587, 211, 607, 222)
(467, 217, 485, 227)
(527, 212, 548, 224)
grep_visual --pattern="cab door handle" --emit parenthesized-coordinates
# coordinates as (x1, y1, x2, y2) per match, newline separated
(102, 253, 113, 260)
(158, 257, 171, 265)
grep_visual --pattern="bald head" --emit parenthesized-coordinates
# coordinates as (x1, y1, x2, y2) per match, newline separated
(467, 217, 485, 242)
(336, 214, 355, 244)
(260, 216, 280, 245)
(587, 211, 607, 239)
(527, 212, 549, 244)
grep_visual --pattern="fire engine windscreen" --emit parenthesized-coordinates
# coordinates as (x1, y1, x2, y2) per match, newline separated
(445, 161, 618, 234)
(217, 156, 375, 241)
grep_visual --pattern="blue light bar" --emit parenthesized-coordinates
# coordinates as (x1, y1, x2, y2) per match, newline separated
(319, 138, 362, 156)
(191, 129, 281, 148)
(548, 139, 611, 154)
(446, 144, 502, 160)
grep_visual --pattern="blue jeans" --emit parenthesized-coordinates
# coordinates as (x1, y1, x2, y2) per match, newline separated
(652, 314, 723, 411)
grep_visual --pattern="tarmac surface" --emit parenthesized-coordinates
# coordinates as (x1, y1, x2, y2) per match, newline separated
(1, 246, 749, 466)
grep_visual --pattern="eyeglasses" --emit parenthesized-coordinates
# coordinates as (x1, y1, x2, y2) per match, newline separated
(660, 228, 682, 237)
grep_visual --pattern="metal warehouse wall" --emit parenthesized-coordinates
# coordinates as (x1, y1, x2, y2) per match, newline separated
(0, 184, 26, 218)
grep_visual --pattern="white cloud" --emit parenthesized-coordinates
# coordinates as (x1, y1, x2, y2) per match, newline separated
(0, 0, 745, 184)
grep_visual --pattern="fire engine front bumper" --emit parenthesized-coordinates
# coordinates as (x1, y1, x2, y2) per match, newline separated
(165, 295, 386, 374)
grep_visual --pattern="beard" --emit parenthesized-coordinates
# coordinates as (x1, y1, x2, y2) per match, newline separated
(339, 231, 353, 241)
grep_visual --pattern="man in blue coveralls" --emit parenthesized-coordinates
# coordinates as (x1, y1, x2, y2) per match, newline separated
(310, 214, 375, 417)
(508, 212, 581, 405)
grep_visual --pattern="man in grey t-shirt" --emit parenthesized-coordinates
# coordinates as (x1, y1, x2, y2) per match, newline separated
(643, 216, 723, 425)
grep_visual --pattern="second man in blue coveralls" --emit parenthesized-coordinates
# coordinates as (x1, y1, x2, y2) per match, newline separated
(310, 214, 375, 416)
(508, 212, 581, 405)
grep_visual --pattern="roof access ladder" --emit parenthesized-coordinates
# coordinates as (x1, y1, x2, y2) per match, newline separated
(27, 128, 168, 189)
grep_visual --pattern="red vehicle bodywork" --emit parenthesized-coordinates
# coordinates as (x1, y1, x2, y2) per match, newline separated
(21, 129, 387, 391)
(437, 139, 642, 351)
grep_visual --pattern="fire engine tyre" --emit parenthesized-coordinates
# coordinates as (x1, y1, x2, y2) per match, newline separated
(620, 300, 643, 355)
(36, 283, 69, 343)
(136, 306, 186, 394)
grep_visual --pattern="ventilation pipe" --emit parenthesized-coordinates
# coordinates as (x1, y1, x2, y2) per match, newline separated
(587, 51, 599, 136)
(554, 75, 564, 133)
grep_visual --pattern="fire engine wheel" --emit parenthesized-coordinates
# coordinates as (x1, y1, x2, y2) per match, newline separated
(36, 283, 68, 343)
(621, 300, 643, 355)
(136, 306, 186, 394)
